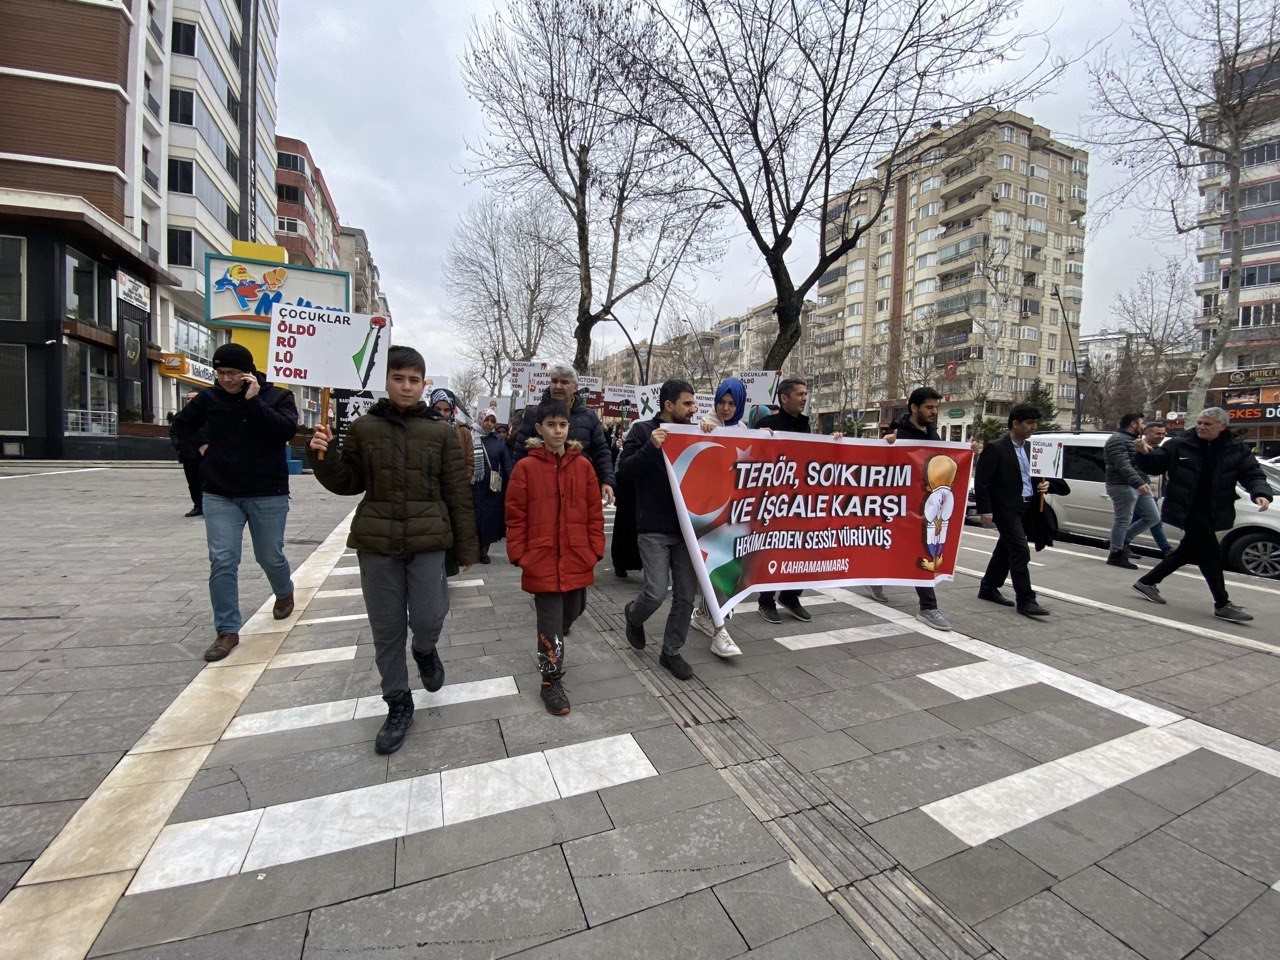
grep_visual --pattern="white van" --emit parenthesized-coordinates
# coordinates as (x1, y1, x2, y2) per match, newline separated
(1032, 431, 1280, 579)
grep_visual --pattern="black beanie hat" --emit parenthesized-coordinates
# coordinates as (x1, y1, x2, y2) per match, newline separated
(212, 343, 255, 372)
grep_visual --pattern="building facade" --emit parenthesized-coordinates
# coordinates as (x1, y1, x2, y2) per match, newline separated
(338, 226, 389, 316)
(274, 136, 339, 269)
(1193, 43, 1280, 449)
(0, 0, 280, 458)
(817, 108, 1089, 439)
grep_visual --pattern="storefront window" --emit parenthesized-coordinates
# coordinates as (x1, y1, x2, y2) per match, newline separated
(64, 248, 115, 330)
(64, 340, 118, 434)
(0, 236, 24, 322)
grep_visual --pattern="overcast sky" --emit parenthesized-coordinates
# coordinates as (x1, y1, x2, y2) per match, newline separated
(275, 0, 1179, 380)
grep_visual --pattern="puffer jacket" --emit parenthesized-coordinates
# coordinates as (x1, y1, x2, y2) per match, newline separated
(505, 439, 605, 593)
(307, 399, 479, 562)
(1104, 429, 1146, 488)
(170, 372, 297, 498)
(1135, 431, 1272, 531)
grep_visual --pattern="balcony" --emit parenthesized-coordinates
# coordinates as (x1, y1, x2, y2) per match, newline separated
(145, 90, 161, 119)
(1228, 323, 1280, 344)
(142, 241, 160, 263)
(65, 409, 117, 436)
(940, 160, 994, 201)
(940, 190, 992, 227)
(1058, 285, 1084, 301)
(1067, 193, 1087, 219)
(143, 165, 160, 192)
(149, 17, 164, 46)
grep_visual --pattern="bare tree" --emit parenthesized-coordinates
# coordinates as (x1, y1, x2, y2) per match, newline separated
(462, 0, 722, 374)
(1088, 0, 1280, 420)
(450, 365, 485, 412)
(623, 0, 1062, 369)
(1109, 259, 1200, 414)
(444, 195, 576, 392)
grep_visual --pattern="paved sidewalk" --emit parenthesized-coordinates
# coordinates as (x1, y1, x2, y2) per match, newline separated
(2, 469, 1279, 959)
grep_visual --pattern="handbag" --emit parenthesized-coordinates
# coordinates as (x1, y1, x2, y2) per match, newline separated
(484, 442, 502, 493)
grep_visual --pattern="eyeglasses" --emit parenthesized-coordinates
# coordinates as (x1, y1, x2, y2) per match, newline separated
(214, 369, 245, 379)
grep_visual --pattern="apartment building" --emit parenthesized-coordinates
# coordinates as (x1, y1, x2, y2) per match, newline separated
(817, 108, 1089, 439)
(1192, 43, 1280, 449)
(0, 0, 280, 458)
(274, 136, 339, 269)
(338, 226, 390, 316)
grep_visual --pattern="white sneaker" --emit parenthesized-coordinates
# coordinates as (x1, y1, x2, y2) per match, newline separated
(690, 608, 716, 638)
(710, 628, 742, 658)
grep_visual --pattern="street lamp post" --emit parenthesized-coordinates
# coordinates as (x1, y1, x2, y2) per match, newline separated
(1052, 284, 1087, 432)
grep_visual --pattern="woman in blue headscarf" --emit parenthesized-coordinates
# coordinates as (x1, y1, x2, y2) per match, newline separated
(699, 377, 746, 431)
(689, 376, 748, 659)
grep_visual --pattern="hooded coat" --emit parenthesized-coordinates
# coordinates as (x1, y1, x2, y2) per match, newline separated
(307, 399, 479, 562)
(511, 390, 616, 488)
(505, 439, 605, 593)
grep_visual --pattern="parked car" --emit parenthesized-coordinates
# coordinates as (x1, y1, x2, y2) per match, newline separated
(1030, 431, 1280, 579)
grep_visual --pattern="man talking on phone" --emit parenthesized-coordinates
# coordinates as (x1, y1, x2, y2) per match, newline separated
(172, 342, 300, 662)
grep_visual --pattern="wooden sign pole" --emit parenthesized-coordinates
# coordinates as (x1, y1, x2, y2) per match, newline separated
(317, 386, 330, 461)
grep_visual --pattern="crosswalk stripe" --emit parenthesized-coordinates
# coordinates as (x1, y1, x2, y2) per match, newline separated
(127, 733, 657, 894)
(266, 646, 358, 670)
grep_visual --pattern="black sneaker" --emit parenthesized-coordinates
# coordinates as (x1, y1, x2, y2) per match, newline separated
(375, 692, 414, 755)
(659, 652, 694, 680)
(412, 647, 445, 693)
(758, 605, 782, 624)
(1132, 581, 1165, 604)
(978, 589, 1015, 607)
(1214, 602, 1253, 624)
(541, 678, 570, 715)
(780, 600, 812, 623)
(624, 601, 646, 649)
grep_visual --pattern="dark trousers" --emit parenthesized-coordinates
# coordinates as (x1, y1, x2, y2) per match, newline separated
(758, 589, 801, 610)
(181, 454, 202, 508)
(358, 550, 449, 699)
(1139, 515, 1229, 607)
(980, 500, 1036, 604)
(534, 589, 585, 679)
(915, 586, 937, 610)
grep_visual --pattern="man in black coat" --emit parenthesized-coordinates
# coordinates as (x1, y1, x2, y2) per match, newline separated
(1132, 407, 1272, 622)
(511, 362, 615, 505)
(754, 377, 818, 624)
(975, 403, 1052, 617)
(171, 343, 299, 661)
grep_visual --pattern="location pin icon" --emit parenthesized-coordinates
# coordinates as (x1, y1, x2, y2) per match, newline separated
(767, 560, 778, 575)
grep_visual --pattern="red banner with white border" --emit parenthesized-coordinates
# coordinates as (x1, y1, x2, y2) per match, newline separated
(658, 424, 973, 621)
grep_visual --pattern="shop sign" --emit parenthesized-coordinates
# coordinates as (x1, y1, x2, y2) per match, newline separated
(947, 408, 966, 418)
(159, 352, 214, 385)
(1225, 404, 1280, 424)
(206, 254, 349, 330)
(116, 270, 150, 311)
(1226, 367, 1280, 387)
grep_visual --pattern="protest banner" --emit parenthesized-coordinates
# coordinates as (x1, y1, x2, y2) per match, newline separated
(741, 370, 782, 409)
(604, 385, 634, 418)
(695, 393, 716, 418)
(1029, 438, 1064, 478)
(530, 367, 552, 398)
(509, 361, 540, 394)
(268, 305, 391, 390)
(658, 425, 973, 622)
(577, 376, 604, 408)
(332, 389, 379, 447)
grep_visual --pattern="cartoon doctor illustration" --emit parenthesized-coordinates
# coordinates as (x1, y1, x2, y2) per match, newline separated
(917, 454, 958, 572)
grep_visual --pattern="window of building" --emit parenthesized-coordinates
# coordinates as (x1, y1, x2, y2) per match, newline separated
(915, 278, 935, 295)
(999, 125, 1015, 142)
(994, 181, 1011, 198)
(171, 20, 196, 55)
(849, 303, 863, 317)
(916, 252, 936, 269)
(169, 88, 194, 125)
(876, 274, 892, 290)
(1047, 333, 1057, 348)
(277, 184, 304, 204)
(277, 151, 307, 175)
(876, 251, 892, 268)
(168, 158, 194, 193)
(167, 228, 194, 267)
(1026, 218, 1047, 234)
(918, 201, 940, 218)
(1028, 192, 1048, 207)
(917, 226, 940, 243)
(226, 90, 240, 123)
(0, 344, 26, 433)
(229, 35, 241, 67)
(1230, 261, 1280, 288)
(876, 298, 890, 313)
(1028, 164, 1048, 181)
(63, 339, 117, 431)
(0, 236, 24, 322)
(879, 229, 893, 246)
(1019, 325, 1039, 340)
(277, 217, 301, 234)
(65, 248, 111, 328)
(919, 175, 941, 193)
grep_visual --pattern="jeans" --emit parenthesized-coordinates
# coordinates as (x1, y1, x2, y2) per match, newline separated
(203, 493, 293, 634)
(1106, 483, 1140, 551)
(631, 532, 697, 655)
(1139, 515, 1229, 607)
(1131, 494, 1169, 551)
(358, 550, 449, 698)
(980, 500, 1036, 604)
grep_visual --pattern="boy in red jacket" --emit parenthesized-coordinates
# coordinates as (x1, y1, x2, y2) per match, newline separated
(506, 399, 606, 715)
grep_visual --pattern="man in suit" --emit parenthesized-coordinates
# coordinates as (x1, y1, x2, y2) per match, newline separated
(975, 403, 1051, 617)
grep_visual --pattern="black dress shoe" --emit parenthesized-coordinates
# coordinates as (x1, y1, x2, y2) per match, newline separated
(1017, 601, 1050, 617)
(184, 507, 203, 517)
(978, 589, 1015, 607)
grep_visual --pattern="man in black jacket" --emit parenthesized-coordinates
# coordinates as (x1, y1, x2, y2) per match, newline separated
(975, 404, 1051, 617)
(1132, 407, 1271, 622)
(618, 379, 698, 681)
(171, 343, 299, 661)
(1103, 412, 1158, 569)
(870, 386, 980, 630)
(754, 377, 818, 624)
(511, 362, 616, 505)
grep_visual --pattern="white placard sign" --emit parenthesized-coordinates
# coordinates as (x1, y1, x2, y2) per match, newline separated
(635, 383, 663, 419)
(696, 393, 716, 418)
(269, 305, 392, 390)
(509, 360, 543, 394)
(741, 370, 782, 408)
(529, 368, 552, 397)
(1029, 438, 1064, 478)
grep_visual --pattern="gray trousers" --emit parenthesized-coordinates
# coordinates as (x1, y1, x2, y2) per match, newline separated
(358, 550, 449, 699)
(632, 532, 696, 656)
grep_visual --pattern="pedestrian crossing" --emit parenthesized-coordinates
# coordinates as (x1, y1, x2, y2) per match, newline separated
(127, 732, 657, 894)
